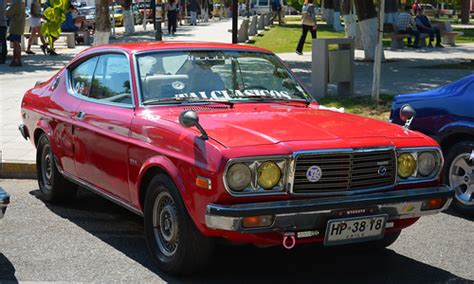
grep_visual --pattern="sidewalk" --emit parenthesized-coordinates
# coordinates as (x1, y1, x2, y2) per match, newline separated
(1, 19, 473, 169)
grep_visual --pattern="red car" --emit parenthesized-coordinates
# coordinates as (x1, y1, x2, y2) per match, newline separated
(19, 42, 453, 275)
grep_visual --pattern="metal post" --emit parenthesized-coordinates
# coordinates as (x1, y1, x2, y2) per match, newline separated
(231, 0, 238, 43)
(156, 0, 162, 40)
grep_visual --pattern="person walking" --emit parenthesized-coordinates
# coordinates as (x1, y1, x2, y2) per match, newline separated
(0, 0, 7, 64)
(5, 0, 25, 66)
(165, 0, 178, 35)
(189, 0, 200, 25)
(296, 0, 317, 55)
(271, 0, 282, 25)
(26, 0, 47, 55)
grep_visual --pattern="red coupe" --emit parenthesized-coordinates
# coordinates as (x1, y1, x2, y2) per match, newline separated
(19, 42, 453, 275)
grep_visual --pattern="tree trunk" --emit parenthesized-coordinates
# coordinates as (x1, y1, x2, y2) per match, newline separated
(461, 0, 470, 24)
(354, 0, 378, 60)
(341, 0, 356, 38)
(95, 0, 111, 46)
(122, 0, 135, 35)
(371, 0, 385, 103)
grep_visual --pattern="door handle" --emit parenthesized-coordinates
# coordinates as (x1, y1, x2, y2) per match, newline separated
(75, 111, 86, 120)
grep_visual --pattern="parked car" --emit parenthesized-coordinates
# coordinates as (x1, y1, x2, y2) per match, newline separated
(419, 3, 439, 17)
(19, 42, 453, 275)
(110, 7, 124, 26)
(390, 74, 474, 215)
(78, 6, 95, 30)
(285, 6, 300, 15)
(0, 187, 10, 219)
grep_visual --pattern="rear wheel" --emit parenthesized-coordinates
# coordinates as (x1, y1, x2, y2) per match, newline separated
(443, 141, 474, 216)
(144, 174, 214, 275)
(36, 133, 77, 202)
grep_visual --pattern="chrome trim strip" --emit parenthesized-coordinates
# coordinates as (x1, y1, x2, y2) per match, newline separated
(289, 147, 397, 197)
(65, 49, 136, 109)
(396, 147, 444, 185)
(222, 155, 291, 197)
(59, 170, 143, 216)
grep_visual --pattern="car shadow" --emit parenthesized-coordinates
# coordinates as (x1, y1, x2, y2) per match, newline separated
(0, 253, 18, 282)
(30, 188, 469, 283)
(443, 207, 474, 222)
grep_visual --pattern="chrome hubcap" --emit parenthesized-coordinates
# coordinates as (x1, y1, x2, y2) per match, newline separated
(449, 152, 474, 206)
(42, 145, 53, 187)
(152, 191, 179, 257)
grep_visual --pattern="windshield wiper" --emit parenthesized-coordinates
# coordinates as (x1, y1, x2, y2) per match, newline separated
(142, 97, 234, 108)
(236, 95, 311, 107)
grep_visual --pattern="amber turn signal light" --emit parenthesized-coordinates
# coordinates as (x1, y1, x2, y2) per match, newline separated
(241, 215, 274, 228)
(421, 197, 447, 211)
(196, 176, 211, 190)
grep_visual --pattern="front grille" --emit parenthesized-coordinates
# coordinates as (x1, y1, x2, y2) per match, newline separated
(292, 149, 396, 194)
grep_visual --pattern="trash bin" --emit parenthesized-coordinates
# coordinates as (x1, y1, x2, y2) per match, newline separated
(311, 38, 354, 98)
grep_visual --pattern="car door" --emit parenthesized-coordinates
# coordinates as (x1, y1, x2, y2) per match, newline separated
(53, 56, 99, 176)
(73, 53, 135, 202)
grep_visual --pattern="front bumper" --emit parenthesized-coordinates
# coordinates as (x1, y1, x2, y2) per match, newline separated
(0, 188, 10, 219)
(205, 186, 453, 234)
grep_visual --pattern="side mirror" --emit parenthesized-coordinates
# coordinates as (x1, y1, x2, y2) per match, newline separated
(399, 104, 416, 129)
(179, 110, 208, 140)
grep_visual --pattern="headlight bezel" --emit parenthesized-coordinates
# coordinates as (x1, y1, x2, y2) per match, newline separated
(396, 147, 443, 183)
(223, 156, 289, 196)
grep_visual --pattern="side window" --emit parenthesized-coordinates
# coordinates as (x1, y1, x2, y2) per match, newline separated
(70, 57, 98, 97)
(89, 54, 133, 106)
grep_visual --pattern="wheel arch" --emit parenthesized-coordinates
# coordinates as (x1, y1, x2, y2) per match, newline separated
(438, 124, 474, 153)
(137, 156, 189, 213)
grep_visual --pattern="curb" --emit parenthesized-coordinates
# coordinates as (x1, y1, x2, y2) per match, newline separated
(0, 161, 37, 179)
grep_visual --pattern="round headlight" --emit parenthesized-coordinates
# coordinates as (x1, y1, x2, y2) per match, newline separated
(398, 153, 416, 178)
(226, 163, 251, 191)
(418, 152, 437, 177)
(257, 161, 281, 189)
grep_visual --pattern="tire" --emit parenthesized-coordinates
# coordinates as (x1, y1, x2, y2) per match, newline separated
(36, 133, 77, 203)
(144, 174, 214, 275)
(443, 141, 474, 216)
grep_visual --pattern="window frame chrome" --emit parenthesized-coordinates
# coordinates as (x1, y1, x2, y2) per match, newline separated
(65, 49, 136, 109)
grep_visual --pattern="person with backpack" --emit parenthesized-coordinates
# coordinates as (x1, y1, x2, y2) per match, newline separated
(271, 0, 282, 25)
(296, 0, 317, 55)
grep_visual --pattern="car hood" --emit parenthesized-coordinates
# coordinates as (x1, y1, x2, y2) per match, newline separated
(161, 104, 423, 148)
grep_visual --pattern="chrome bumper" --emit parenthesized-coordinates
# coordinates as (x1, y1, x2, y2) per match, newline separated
(0, 188, 10, 219)
(18, 124, 28, 140)
(205, 186, 453, 233)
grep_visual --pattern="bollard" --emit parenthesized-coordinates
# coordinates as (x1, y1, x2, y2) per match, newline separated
(257, 14, 264, 30)
(248, 16, 258, 36)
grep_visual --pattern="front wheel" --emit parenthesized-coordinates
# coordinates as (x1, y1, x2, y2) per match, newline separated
(144, 174, 214, 275)
(443, 141, 474, 216)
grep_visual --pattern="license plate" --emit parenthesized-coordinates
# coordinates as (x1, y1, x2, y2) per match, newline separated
(324, 214, 387, 246)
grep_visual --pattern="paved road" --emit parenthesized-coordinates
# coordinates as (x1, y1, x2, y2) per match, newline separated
(0, 179, 473, 283)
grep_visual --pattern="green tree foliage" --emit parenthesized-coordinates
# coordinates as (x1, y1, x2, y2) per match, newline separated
(41, 0, 70, 47)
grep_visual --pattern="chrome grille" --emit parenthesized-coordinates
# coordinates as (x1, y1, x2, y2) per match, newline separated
(292, 149, 396, 194)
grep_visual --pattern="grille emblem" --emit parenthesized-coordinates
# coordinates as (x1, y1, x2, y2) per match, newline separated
(306, 165, 323, 182)
(378, 166, 387, 176)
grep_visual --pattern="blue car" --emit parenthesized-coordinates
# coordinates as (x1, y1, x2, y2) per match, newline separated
(390, 74, 474, 215)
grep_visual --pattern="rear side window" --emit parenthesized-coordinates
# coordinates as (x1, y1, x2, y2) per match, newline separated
(89, 54, 133, 106)
(70, 57, 98, 98)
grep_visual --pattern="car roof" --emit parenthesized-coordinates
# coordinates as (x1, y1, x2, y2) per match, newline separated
(82, 41, 272, 55)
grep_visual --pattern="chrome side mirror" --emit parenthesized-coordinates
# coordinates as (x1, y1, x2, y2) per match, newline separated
(400, 104, 416, 129)
(179, 110, 208, 140)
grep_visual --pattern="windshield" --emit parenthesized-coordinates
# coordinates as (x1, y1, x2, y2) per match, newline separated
(136, 50, 312, 104)
(79, 7, 95, 15)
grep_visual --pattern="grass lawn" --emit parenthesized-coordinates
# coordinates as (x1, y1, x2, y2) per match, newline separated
(318, 95, 394, 121)
(247, 23, 474, 53)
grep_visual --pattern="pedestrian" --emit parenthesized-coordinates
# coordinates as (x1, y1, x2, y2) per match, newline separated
(271, 0, 282, 25)
(296, 0, 317, 55)
(415, 8, 443, 48)
(189, 0, 200, 25)
(165, 0, 178, 35)
(397, 5, 420, 48)
(0, 0, 7, 64)
(26, 0, 47, 55)
(5, 0, 25, 66)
